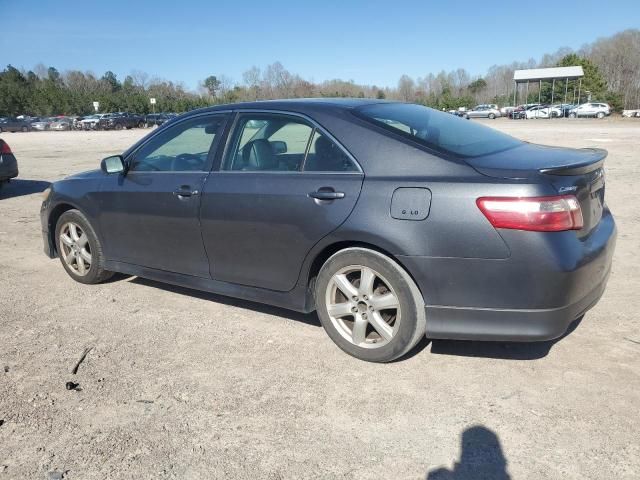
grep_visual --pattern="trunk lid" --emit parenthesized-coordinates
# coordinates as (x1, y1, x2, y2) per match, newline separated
(467, 143, 607, 234)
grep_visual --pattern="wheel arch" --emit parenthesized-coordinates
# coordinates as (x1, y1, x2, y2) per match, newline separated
(304, 240, 424, 301)
(47, 202, 85, 256)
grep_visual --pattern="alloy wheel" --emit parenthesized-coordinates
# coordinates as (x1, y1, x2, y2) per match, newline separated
(325, 265, 401, 349)
(59, 222, 92, 276)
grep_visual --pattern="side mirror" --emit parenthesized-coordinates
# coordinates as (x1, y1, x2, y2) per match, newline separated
(270, 140, 287, 155)
(101, 155, 125, 174)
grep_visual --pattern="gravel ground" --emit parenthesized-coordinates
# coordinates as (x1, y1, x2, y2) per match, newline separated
(1, 118, 639, 479)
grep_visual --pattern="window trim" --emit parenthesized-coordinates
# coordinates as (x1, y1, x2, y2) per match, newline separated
(124, 111, 231, 174)
(218, 109, 363, 175)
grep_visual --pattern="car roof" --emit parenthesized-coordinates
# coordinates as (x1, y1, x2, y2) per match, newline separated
(190, 98, 391, 115)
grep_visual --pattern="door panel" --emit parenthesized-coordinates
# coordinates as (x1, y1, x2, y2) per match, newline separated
(96, 113, 228, 277)
(200, 172, 364, 291)
(98, 172, 211, 277)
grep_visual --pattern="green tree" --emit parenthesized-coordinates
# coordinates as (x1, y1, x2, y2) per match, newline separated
(203, 75, 221, 97)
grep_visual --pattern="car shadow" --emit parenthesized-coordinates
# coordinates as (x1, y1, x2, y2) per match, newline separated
(429, 316, 583, 360)
(129, 277, 321, 327)
(426, 425, 511, 479)
(0, 179, 51, 199)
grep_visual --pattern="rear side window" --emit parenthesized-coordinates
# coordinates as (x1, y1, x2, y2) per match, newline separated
(355, 103, 523, 157)
(304, 130, 358, 172)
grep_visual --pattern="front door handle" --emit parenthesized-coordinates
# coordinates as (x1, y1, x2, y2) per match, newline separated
(173, 186, 199, 198)
(308, 189, 345, 200)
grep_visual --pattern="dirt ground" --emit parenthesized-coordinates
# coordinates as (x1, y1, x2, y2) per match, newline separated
(1, 118, 639, 479)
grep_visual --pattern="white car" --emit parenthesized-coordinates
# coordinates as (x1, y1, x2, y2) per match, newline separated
(568, 103, 611, 118)
(525, 105, 562, 119)
(78, 114, 107, 130)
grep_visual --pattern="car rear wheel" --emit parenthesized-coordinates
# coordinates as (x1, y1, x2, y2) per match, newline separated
(315, 248, 426, 362)
(21, 126, 28, 132)
(115, 123, 123, 131)
(55, 210, 113, 284)
(488, 113, 495, 119)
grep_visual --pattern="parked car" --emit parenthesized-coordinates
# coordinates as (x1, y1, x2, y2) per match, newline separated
(525, 105, 562, 119)
(0, 117, 32, 132)
(50, 117, 73, 131)
(500, 106, 515, 116)
(31, 117, 55, 131)
(509, 104, 541, 119)
(78, 114, 106, 130)
(465, 105, 501, 119)
(0, 138, 19, 188)
(568, 103, 611, 118)
(144, 113, 172, 127)
(40, 99, 616, 363)
(98, 112, 145, 130)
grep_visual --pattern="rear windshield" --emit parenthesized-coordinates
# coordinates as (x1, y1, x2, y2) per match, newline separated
(355, 103, 523, 158)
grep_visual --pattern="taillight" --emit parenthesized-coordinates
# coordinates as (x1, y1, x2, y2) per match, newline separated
(0, 141, 11, 154)
(477, 195, 583, 232)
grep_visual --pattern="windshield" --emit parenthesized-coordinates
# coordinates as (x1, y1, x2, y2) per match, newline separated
(355, 103, 523, 158)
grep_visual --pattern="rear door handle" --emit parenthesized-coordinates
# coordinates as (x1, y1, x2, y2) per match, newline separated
(308, 190, 345, 200)
(173, 186, 199, 198)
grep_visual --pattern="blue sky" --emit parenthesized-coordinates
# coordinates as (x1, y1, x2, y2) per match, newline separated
(2, 0, 638, 90)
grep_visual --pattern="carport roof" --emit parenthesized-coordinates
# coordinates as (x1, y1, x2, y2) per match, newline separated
(513, 66, 584, 82)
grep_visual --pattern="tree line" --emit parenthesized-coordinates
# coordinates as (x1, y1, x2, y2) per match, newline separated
(1, 29, 638, 117)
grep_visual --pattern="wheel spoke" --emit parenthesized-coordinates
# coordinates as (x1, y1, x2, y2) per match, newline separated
(333, 273, 358, 299)
(359, 266, 376, 297)
(77, 234, 88, 248)
(80, 249, 92, 264)
(76, 256, 86, 275)
(60, 234, 74, 247)
(69, 224, 80, 242)
(327, 301, 353, 318)
(351, 314, 368, 345)
(63, 250, 75, 266)
(368, 311, 393, 341)
(369, 292, 399, 311)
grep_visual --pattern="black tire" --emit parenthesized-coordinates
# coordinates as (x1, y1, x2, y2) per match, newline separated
(115, 123, 123, 131)
(21, 126, 28, 132)
(488, 113, 495, 119)
(597, 112, 605, 119)
(315, 247, 426, 363)
(138, 121, 145, 128)
(0, 127, 4, 133)
(569, 113, 576, 118)
(55, 209, 114, 284)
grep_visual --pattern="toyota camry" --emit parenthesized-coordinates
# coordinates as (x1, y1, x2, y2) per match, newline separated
(40, 99, 616, 362)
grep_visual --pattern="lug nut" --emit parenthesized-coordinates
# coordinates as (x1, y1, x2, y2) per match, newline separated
(363, 295, 368, 300)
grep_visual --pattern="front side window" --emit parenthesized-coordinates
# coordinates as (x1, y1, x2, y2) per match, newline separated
(130, 115, 226, 172)
(355, 103, 523, 158)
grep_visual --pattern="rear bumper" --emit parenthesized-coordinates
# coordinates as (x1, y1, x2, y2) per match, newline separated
(424, 264, 610, 341)
(399, 210, 616, 341)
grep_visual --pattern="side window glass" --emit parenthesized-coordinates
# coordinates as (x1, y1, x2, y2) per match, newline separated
(226, 115, 313, 171)
(304, 130, 358, 172)
(131, 115, 225, 172)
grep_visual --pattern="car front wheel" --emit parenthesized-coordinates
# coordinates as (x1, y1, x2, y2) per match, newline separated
(597, 112, 605, 119)
(315, 248, 426, 362)
(488, 113, 495, 119)
(55, 209, 113, 284)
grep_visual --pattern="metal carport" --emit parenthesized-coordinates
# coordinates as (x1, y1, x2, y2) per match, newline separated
(513, 66, 585, 116)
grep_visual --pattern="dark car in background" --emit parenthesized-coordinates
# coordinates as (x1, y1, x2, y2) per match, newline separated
(40, 99, 616, 362)
(0, 138, 19, 188)
(0, 117, 32, 132)
(144, 113, 173, 127)
(98, 112, 145, 130)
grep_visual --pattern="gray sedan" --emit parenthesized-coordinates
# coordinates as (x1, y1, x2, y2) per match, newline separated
(40, 99, 615, 362)
(465, 105, 502, 119)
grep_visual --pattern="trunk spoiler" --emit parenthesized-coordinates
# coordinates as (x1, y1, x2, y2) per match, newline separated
(539, 148, 607, 176)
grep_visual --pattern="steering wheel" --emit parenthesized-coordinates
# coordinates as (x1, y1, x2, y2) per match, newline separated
(172, 153, 204, 171)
